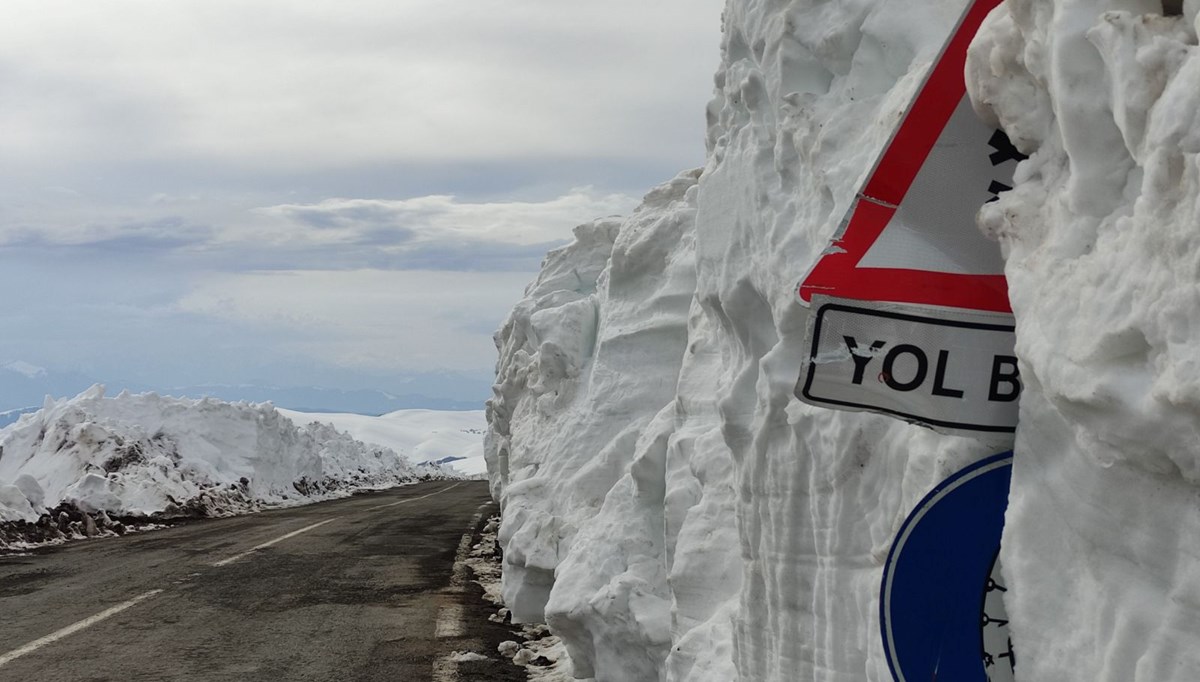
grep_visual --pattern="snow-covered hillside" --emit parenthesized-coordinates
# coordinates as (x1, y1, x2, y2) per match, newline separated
(0, 386, 448, 530)
(486, 1, 1200, 680)
(279, 408, 487, 476)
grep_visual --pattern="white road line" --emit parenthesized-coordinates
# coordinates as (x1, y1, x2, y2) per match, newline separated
(431, 654, 459, 682)
(212, 518, 339, 567)
(0, 589, 163, 668)
(449, 511, 484, 590)
(211, 482, 463, 567)
(366, 482, 464, 511)
(435, 604, 466, 639)
(450, 533, 473, 588)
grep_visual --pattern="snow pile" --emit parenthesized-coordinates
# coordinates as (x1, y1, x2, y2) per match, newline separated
(488, 170, 697, 658)
(278, 408, 487, 476)
(489, 1, 1200, 680)
(0, 385, 443, 526)
(969, 3, 1200, 679)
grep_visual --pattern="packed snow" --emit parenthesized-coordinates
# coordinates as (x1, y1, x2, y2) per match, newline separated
(0, 386, 454, 538)
(278, 408, 487, 476)
(969, 2, 1200, 679)
(486, 0, 1200, 680)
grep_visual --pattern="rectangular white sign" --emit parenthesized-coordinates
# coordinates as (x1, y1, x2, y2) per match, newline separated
(796, 298, 1019, 436)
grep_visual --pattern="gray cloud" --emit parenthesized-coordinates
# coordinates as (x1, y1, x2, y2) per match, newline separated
(175, 236, 563, 273)
(253, 190, 634, 244)
(0, 188, 631, 272)
(1, 215, 215, 251)
(278, 203, 414, 232)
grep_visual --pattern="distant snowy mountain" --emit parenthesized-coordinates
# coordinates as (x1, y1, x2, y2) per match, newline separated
(0, 363, 100, 414)
(0, 407, 38, 430)
(164, 384, 484, 414)
(279, 408, 487, 477)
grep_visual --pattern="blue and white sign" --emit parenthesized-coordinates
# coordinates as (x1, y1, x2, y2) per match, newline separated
(881, 452, 1015, 681)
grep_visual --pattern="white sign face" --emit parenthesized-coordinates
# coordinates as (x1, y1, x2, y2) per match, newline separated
(796, 298, 1018, 436)
(855, 96, 1012, 276)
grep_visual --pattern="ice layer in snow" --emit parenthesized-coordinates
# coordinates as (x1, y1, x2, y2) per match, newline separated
(0, 385, 445, 524)
(487, 0, 1200, 680)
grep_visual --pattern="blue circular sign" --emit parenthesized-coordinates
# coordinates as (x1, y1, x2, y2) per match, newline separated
(880, 451, 1014, 681)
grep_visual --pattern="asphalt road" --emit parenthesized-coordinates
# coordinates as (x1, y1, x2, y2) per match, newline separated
(0, 480, 525, 682)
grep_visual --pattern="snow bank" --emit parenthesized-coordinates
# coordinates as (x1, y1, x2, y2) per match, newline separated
(278, 408, 487, 476)
(489, 2, 998, 679)
(0, 385, 442, 525)
(490, 1, 1200, 680)
(969, 2, 1200, 679)
(488, 170, 699, 656)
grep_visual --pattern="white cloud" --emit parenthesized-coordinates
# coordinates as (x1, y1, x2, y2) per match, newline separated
(176, 269, 533, 371)
(0, 0, 723, 171)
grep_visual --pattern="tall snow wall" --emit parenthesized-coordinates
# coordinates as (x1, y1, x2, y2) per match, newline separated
(487, 1, 1200, 680)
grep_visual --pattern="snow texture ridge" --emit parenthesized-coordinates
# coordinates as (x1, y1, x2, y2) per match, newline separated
(0, 385, 449, 530)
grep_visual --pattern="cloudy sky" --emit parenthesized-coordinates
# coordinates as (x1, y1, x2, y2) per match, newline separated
(0, 1, 724, 403)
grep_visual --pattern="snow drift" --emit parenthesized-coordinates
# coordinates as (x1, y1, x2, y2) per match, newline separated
(0, 385, 446, 529)
(487, 0, 1200, 680)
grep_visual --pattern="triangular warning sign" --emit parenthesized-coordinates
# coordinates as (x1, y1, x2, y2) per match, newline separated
(797, 0, 1021, 314)
(794, 0, 1023, 439)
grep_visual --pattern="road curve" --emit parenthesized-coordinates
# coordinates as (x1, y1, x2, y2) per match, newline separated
(0, 480, 524, 681)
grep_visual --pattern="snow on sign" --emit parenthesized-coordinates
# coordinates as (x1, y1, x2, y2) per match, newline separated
(881, 452, 1015, 682)
(795, 0, 1024, 436)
